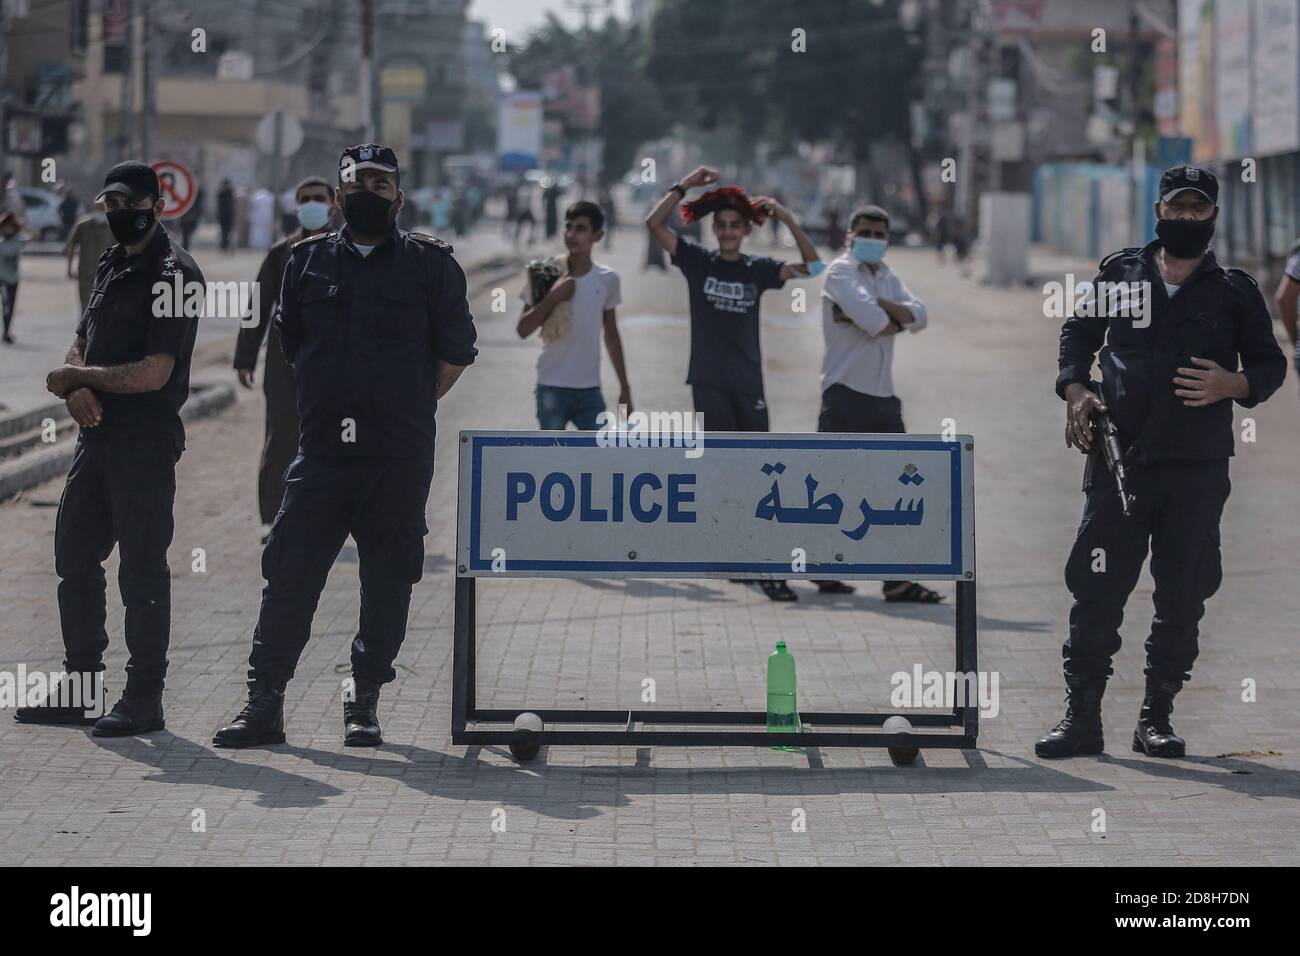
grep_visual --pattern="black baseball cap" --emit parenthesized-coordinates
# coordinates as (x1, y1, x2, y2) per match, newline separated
(96, 161, 160, 203)
(1159, 165, 1218, 205)
(339, 143, 399, 179)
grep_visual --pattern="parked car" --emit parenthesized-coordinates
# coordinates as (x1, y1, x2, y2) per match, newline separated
(16, 187, 65, 240)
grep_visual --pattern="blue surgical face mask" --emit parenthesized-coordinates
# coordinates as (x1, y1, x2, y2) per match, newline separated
(806, 259, 826, 277)
(851, 236, 888, 264)
(297, 200, 331, 231)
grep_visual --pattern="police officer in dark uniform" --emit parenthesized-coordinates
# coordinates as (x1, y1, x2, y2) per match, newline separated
(1038, 166, 1286, 759)
(214, 144, 477, 748)
(17, 161, 203, 735)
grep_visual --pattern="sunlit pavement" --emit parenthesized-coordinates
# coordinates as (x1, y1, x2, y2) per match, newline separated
(1, 229, 1297, 865)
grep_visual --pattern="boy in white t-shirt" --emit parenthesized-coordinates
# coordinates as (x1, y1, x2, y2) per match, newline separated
(517, 200, 631, 428)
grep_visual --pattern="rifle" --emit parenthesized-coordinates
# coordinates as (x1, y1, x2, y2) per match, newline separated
(1086, 381, 1133, 518)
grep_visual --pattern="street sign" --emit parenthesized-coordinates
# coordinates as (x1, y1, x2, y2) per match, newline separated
(151, 159, 196, 220)
(254, 111, 304, 158)
(457, 431, 975, 580)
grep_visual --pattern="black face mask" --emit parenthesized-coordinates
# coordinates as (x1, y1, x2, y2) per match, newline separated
(342, 190, 395, 236)
(1156, 214, 1216, 259)
(106, 206, 156, 245)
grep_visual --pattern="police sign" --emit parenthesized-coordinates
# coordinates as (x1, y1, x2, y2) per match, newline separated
(457, 431, 975, 580)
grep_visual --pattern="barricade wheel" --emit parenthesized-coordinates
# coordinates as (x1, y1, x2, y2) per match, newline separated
(509, 712, 544, 761)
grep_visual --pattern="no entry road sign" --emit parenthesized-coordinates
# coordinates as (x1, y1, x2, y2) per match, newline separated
(151, 159, 197, 220)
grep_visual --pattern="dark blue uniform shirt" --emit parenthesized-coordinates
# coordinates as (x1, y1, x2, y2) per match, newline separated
(1057, 240, 1286, 461)
(76, 224, 203, 453)
(274, 224, 478, 459)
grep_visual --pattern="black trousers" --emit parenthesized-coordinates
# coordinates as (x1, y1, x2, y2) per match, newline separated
(818, 383, 905, 434)
(256, 337, 299, 525)
(248, 453, 434, 687)
(818, 384, 906, 589)
(692, 383, 769, 432)
(54, 437, 178, 694)
(1, 280, 17, 337)
(1064, 459, 1230, 686)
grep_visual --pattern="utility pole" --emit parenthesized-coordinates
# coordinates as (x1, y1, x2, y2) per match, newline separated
(119, 0, 135, 160)
(0, 0, 10, 181)
(955, 0, 986, 225)
(1128, 0, 1143, 238)
(565, 0, 609, 33)
(360, 0, 375, 141)
(141, 0, 155, 163)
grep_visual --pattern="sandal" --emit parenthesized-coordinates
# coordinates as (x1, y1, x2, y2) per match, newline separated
(814, 580, 856, 594)
(883, 581, 945, 603)
(759, 580, 799, 602)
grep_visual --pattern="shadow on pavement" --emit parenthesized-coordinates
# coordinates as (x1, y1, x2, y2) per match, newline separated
(1099, 753, 1300, 802)
(87, 727, 1117, 819)
(90, 731, 345, 809)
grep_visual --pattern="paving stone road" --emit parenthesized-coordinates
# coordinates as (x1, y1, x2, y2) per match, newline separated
(2, 228, 1297, 865)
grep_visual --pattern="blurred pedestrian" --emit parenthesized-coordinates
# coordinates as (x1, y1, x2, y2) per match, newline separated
(58, 187, 80, 240)
(503, 183, 518, 238)
(1, 171, 27, 224)
(514, 183, 537, 245)
(234, 176, 337, 537)
(278, 187, 297, 237)
(599, 186, 617, 249)
(217, 178, 235, 252)
(825, 203, 842, 252)
(543, 179, 562, 239)
(814, 204, 939, 602)
(1270, 237, 1300, 384)
(179, 185, 203, 249)
(249, 187, 274, 250)
(646, 166, 822, 602)
(65, 207, 115, 315)
(0, 212, 26, 344)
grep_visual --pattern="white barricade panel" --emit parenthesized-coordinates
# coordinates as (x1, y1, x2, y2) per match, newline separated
(456, 431, 974, 580)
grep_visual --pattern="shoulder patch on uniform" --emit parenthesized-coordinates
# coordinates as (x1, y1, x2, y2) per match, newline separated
(291, 232, 331, 251)
(159, 250, 182, 278)
(1226, 267, 1259, 289)
(1098, 247, 1140, 271)
(409, 232, 454, 254)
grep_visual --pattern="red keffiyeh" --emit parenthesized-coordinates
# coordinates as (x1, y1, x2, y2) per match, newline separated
(680, 185, 769, 225)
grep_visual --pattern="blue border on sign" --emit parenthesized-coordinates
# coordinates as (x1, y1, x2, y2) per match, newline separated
(468, 435, 965, 576)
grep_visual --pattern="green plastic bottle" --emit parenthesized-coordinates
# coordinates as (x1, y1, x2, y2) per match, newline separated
(767, 641, 799, 733)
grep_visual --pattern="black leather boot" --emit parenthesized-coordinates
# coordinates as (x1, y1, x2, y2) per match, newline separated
(213, 680, 286, 748)
(1035, 676, 1105, 758)
(343, 681, 383, 747)
(13, 672, 104, 726)
(1133, 677, 1186, 758)
(93, 690, 165, 737)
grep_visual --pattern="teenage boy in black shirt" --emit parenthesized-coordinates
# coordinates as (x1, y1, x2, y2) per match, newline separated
(645, 165, 822, 601)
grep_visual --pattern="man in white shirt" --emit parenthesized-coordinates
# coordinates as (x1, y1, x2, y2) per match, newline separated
(816, 204, 943, 603)
(517, 199, 631, 428)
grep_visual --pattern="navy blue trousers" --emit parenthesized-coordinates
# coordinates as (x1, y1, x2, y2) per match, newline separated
(1063, 459, 1230, 685)
(248, 453, 434, 687)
